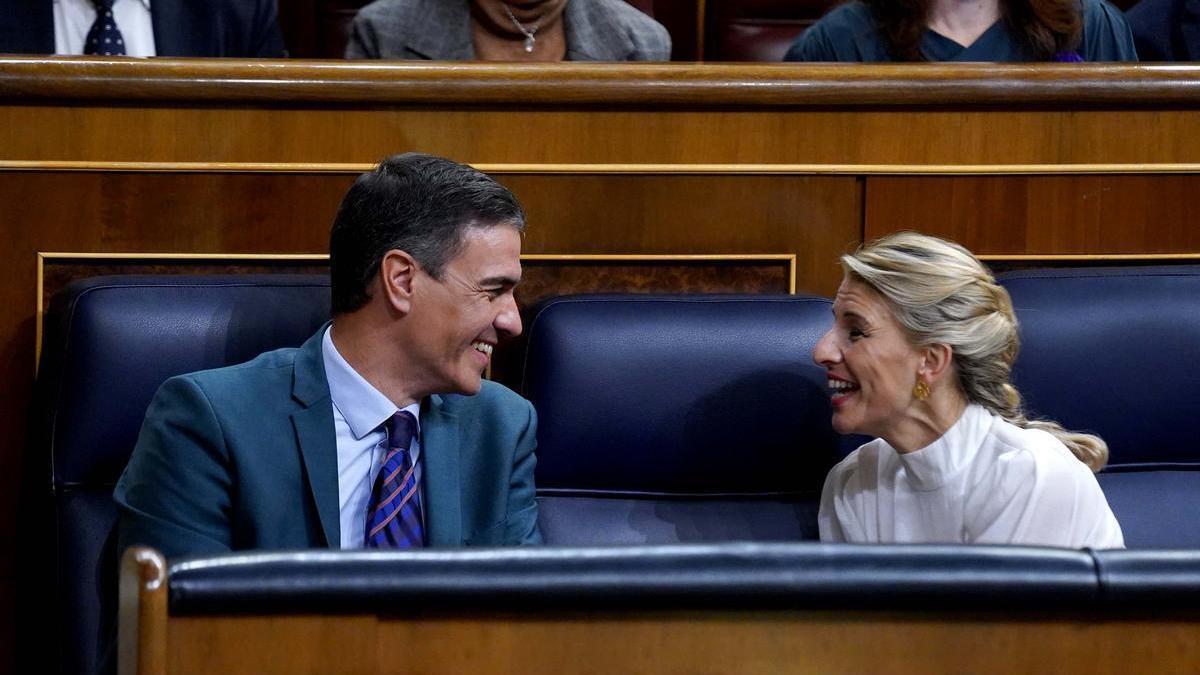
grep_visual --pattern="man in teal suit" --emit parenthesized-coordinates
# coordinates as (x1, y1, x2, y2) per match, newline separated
(114, 153, 542, 557)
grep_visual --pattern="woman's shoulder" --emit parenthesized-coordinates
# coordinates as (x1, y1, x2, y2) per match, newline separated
(983, 416, 1093, 487)
(812, 1, 878, 29)
(353, 0, 424, 26)
(783, 1, 885, 62)
(1079, 0, 1139, 60)
(1081, 0, 1130, 21)
(569, 0, 672, 60)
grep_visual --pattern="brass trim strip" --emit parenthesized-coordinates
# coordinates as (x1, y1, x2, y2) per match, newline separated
(520, 253, 796, 261)
(35, 252, 45, 377)
(35, 252, 796, 368)
(979, 253, 1200, 261)
(5, 161, 1200, 175)
(37, 252, 328, 260)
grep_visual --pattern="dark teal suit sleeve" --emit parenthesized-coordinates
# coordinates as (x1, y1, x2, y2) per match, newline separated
(506, 399, 543, 545)
(114, 375, 235, 559)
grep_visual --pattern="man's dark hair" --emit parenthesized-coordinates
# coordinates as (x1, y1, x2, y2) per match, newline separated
(329, 153, 526, 314)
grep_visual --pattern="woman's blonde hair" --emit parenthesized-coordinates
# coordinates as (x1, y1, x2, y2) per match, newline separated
(842, 232, 1107, 471)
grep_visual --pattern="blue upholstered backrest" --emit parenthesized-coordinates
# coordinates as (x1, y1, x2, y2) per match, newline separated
(36, 275, 331, 675)
(1000, 266, 1200, 548)
(521, 295, 849, 544)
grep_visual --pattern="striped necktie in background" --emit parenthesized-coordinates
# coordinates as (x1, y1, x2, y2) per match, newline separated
(83, 0, 126, 56)
(365, 410, 425, 548)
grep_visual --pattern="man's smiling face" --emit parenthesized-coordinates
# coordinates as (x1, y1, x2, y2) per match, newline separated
(405, 223, 523, 397)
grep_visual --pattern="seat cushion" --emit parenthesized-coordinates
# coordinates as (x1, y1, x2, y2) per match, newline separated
(1000, 266, 1200, 548)
(522, 294, 855, 544)
(36, 274, 332, 675)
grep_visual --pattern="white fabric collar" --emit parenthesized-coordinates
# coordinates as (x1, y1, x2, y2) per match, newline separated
(894, 403, 993, 491)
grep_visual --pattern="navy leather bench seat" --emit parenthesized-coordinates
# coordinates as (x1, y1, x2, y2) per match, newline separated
(1000, 266, 1200, 548)
(520, 295, 855, 545)
(36, 275, 333, 675)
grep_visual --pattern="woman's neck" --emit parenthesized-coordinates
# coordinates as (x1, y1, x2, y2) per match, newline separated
(470, 0, 568, 61)
(926, 0, 1002, 47)
(885, 393, 970, 455)
(471, 0, 567, 39)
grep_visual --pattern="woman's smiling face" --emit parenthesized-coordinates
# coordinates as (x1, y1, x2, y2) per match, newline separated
(813, 276, 927, 438)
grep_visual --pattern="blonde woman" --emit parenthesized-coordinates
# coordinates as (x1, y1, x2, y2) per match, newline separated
(813, 232, 1123, 548)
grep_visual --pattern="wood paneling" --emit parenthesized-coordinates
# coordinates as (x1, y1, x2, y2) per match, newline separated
(162, 611, 1200, 674)
(18, 171, 854, 295)
(5, 59, 1200, 107)
(4, 106, 1200, 167)
(864, 175, 1200, 254)
(499, 174, 856, 295)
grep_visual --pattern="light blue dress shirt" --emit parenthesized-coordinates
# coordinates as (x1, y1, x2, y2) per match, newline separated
(321, 326, 423, 549)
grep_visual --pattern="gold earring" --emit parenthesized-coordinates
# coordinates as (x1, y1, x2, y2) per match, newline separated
(913, 378, 930, 401)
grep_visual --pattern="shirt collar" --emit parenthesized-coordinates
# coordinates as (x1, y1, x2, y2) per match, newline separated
(322, 325, 420, 441)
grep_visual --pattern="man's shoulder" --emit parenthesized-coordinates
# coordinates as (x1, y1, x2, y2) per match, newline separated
(438, 380, 531, 416)
(172, 346, 303, 400)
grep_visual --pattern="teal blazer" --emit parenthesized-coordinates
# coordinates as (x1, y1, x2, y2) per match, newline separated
(114, 327, 542, 558)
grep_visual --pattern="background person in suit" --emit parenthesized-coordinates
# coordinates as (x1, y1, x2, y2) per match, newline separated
(1126, 0, 1200, 61)
(0, 0, 286, 56)
(114, 153, 542, 558)
(346, 0, 670, 61)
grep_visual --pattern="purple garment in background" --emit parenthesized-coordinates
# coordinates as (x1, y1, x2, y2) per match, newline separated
(1054, 50, 1085, 62)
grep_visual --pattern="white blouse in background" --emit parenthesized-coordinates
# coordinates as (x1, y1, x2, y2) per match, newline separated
(819, 403, 1125, 549)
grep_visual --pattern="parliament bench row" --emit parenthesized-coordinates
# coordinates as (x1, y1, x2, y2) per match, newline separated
(32, 264, 1200, 673)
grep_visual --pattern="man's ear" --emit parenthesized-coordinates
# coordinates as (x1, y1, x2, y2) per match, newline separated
(379, 249, 417, 316)
(919, 343, 954, 385)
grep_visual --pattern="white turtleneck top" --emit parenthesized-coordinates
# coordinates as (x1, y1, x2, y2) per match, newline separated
(819, 404, 1125, 549)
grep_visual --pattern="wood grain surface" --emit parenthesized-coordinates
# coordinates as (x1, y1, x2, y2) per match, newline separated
(163, 611, 1200, 674)
(3, 58, 1200, 106)
(865, 175, 1200, 254)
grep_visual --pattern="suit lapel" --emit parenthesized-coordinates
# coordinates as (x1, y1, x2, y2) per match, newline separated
(0, 0, 54, 53)
(290, 326, 341, 548)
(421, 394, 462, 546)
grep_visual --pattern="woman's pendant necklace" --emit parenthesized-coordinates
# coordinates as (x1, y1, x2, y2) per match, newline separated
(502, 4, 540, 53)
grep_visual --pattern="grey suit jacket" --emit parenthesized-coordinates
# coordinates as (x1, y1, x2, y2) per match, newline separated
(346, 0, 671, 61)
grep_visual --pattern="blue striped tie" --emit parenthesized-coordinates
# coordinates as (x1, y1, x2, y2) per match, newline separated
(365, 411, 424, 548)
(83, 0, 126, 56)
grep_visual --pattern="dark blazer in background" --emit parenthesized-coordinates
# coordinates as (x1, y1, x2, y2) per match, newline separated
(1126, 0, 1200, 60)
(0, 0, 287, 56)
(114, 327, 542, 559)
(346, 0, 671, 61)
